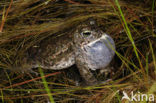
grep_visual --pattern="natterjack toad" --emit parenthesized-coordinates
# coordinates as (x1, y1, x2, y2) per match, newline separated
(15, 18, 115, 85)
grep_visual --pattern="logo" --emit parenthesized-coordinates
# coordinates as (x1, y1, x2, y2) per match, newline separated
(121, 91, 154, 102)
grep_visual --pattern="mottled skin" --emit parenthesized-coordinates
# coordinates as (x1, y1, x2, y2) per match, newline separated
(27, 34, 75, 70)
(73, 20, 115, 85)
(17, 19, 115, 85)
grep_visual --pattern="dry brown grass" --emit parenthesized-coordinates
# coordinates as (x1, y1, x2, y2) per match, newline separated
(0, 0, 155, 102)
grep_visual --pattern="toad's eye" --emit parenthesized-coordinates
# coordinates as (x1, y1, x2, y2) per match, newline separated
(81, 31, 91, 37)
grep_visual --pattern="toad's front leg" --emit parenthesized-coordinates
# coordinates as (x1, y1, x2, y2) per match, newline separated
(76, 60, 98, 86)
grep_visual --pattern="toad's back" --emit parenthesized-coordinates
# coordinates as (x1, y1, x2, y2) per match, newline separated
(26, 33, 75, 70)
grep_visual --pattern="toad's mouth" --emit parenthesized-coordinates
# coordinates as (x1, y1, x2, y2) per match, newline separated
(81, 34, 115, 70)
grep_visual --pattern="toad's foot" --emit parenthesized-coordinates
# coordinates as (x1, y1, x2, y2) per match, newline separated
(99, 66, 114, 78)
(11, 64, 39, 76)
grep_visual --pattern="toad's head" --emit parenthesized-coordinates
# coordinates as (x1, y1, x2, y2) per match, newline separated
(74, 18, 115, 70)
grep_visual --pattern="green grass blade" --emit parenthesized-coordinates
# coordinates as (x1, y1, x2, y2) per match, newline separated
(0, 89, 4, 103)
(39, 67, 55, 103)
(115, 0, 142, 70)
(149, 40, 156, 70)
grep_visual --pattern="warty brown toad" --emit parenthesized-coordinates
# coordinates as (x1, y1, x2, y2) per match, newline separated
(15, 18, 116, 85)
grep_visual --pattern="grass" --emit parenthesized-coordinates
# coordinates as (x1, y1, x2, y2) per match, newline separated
(39, 67, 55, 103)
(115, 0, 142, 69)
(149, 40, 156, 70)
(0, 89, 4, 103)
(0, 0, 156, 102)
